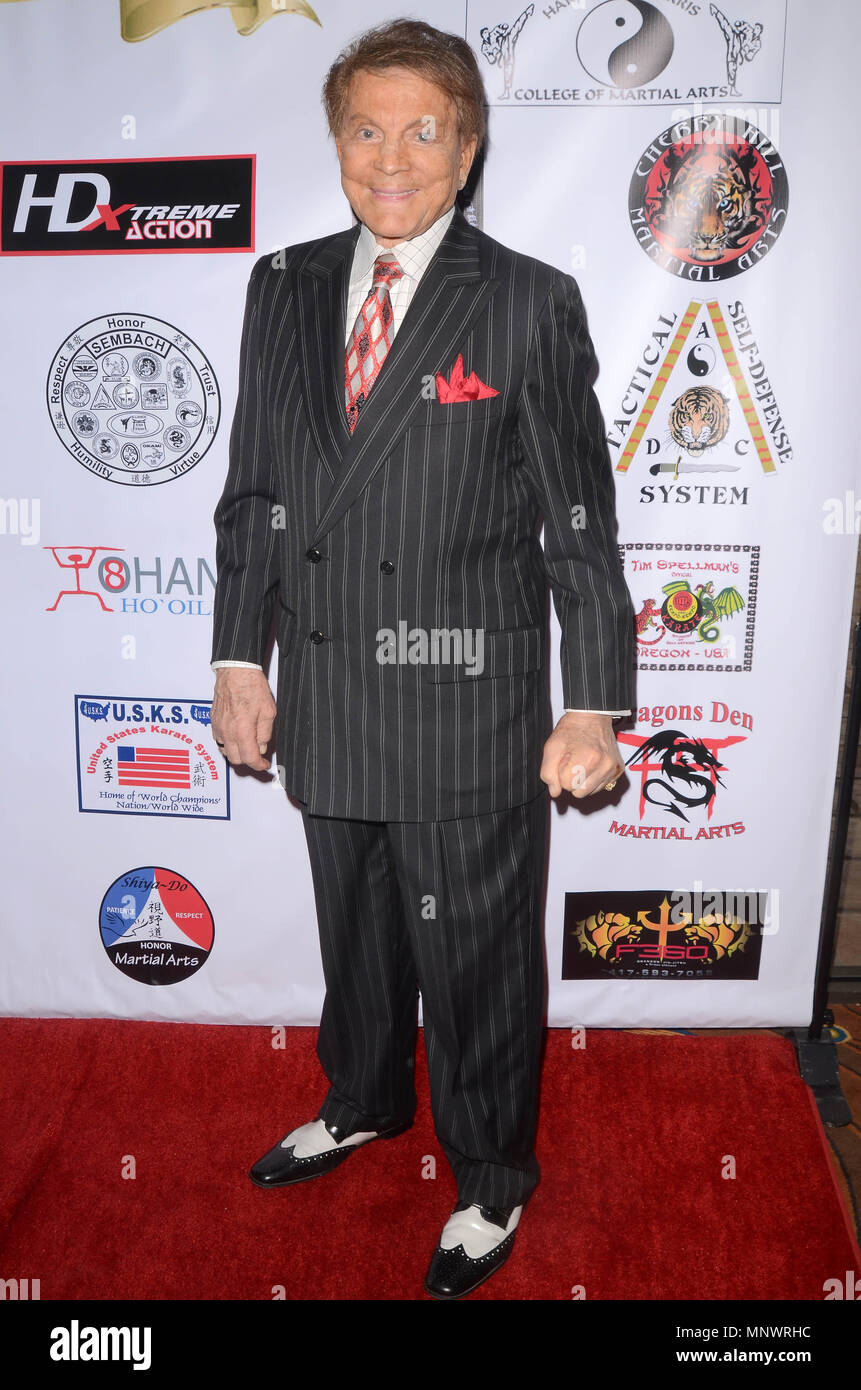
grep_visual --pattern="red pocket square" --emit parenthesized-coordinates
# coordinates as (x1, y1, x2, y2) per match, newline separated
(435, 353, 499, 402)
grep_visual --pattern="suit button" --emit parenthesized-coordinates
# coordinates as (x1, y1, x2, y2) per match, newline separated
(306, 548, 322, 563)
(380, 559, 395, 575)
(309, 630, 325, 644)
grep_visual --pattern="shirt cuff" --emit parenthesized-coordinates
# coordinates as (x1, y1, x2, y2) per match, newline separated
(564, 708, 631, 717)
(211, 660, 264, 671)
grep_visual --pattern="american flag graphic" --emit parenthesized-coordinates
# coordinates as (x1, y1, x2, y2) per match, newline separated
(116, 744, 190, 788)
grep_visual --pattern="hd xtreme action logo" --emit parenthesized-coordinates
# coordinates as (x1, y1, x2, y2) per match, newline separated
(0, 156, 254, 254)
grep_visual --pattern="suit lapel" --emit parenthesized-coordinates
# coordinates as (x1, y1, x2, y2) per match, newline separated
(296, 205, 499, 547)
(293, 221, 359, 484)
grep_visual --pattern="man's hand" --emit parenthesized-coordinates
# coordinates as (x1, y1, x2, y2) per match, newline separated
(540, 711, 624, 799)
(211, 667, 276, 772)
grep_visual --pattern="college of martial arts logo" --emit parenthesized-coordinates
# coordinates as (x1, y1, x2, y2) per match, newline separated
(609, 299, 792, 492)
(47, 313, 220, 486)
(609, 698, 752, 840)
(75, 696, 229, 820)
(629, 112, 788, 279)
(471, 1, 786, 107)
(99, 867, 214, 985)
(619, 543, 759, 670)
(561, 888, 766, 980)
(0, 156, 254, 255)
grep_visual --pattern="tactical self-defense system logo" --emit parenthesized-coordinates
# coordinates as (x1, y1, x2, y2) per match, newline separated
(562, 888, 765, 980)
(609, 299, 793, 488)
(0, 157, 254, 255)
(99, 867, 214, 985)
(629, 112, 788, 279)
(47, 313, 220, 486)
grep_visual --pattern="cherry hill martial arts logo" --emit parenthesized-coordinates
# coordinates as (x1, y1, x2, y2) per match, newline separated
(561, 888, 765, 980)
(629, 112, 788, 279)
(0, 157, 254, 255)
(99, 867, 214, 985)
(47, 313, 220, 486)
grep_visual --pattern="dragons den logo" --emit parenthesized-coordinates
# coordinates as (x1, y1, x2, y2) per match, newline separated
(611, 698, 753, 840)
(75, 696, 229, 820)
(471, 1, 786, 107)
(0, 157, 254, 255)
(99, 867, 214, 985)
(561, 887, 768, 980)
(619, 542, 759, 670)
(629, 111, 788, 279)
(609, 299, 792, 491)
(47, 315, 220, 486)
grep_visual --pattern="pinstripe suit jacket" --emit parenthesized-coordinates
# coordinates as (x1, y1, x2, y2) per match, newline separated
(211, 203, 635, 821)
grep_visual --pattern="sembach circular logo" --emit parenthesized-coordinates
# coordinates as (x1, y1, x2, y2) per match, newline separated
(629, 113, 789, 280)
(47, 312, 220, 485)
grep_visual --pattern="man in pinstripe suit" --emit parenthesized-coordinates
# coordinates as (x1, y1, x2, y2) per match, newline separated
(211, 19, 634, 1299)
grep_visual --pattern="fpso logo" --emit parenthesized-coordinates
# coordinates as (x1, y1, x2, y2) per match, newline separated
(99, 867, 214, 985)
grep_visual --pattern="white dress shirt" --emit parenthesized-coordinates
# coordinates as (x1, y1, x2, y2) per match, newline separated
(212, 205, 630, 720)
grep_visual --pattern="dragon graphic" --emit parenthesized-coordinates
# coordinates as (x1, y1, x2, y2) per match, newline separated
(624, 729, 726, 821)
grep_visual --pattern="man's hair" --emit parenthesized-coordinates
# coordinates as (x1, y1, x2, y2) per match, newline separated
(322, 18, 487, 152)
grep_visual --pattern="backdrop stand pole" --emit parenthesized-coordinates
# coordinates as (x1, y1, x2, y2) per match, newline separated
(784, 607, 860, 1126)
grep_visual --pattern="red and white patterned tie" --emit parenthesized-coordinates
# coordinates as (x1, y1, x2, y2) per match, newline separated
(344, 253, 404, 433)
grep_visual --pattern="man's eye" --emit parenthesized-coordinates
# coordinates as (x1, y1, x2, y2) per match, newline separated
(358, 128, 375, 139)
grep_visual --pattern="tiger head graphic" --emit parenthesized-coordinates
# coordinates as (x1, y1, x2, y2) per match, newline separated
(668, 386, 730, 457)
(648, 143, 767, 264)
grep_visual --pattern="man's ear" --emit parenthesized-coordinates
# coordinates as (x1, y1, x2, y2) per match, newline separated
(460, 135, 478, 182)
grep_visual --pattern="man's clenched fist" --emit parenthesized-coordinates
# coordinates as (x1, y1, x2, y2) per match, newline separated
(540, 710, 624, 799)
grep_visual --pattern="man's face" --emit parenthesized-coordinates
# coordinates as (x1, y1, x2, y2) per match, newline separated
(334, 66, 477, 246)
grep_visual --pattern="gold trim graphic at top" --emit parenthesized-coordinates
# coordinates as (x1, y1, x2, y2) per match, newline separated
(0, 1, 322, 39)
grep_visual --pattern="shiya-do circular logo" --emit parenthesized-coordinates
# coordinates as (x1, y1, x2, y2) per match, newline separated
(99, 866, 214, 985)
(47, 313, 220, 485)
(629, 113, 789, 280)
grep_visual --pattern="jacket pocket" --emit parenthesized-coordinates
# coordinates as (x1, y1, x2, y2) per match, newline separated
(423, 625, 542, 682)
(413, 394, 505, 428)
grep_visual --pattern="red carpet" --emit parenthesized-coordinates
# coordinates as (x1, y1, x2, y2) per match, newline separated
(0, 1019, 858, 1300)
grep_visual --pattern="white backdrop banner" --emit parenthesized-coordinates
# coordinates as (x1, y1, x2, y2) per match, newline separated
(0, 0, 858, 1026)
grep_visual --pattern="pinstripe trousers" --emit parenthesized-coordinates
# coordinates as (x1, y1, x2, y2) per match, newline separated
(301, 792, 549, 1209)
